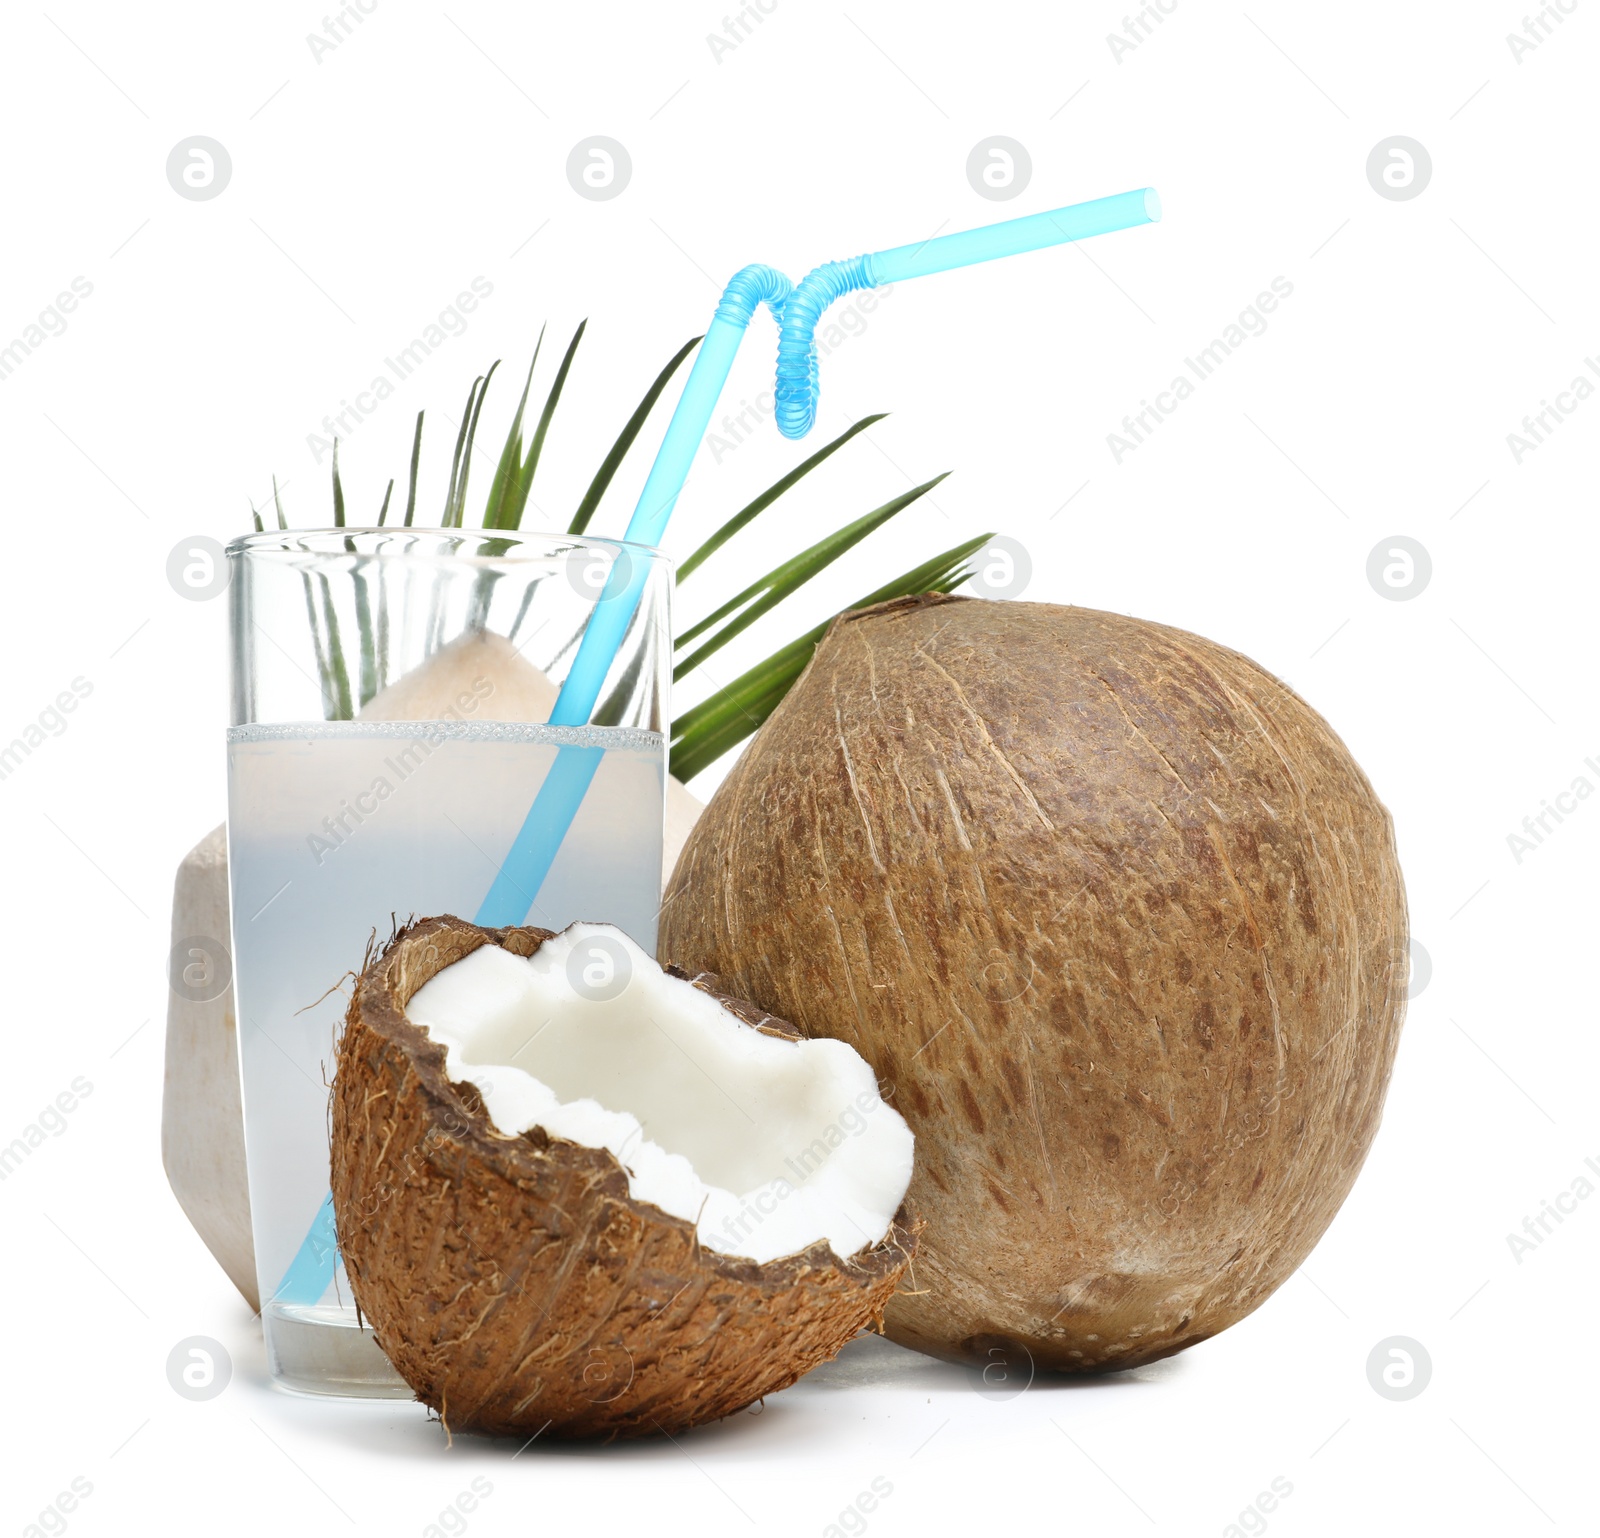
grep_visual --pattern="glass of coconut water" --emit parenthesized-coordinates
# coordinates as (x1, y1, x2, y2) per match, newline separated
(226, 529, 669, 1395)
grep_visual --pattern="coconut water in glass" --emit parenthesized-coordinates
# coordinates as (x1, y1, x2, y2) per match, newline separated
(226, 529, 669, 1395)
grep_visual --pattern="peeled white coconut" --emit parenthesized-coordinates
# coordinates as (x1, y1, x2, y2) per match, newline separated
(361, 629, 559, 723)
(405, 923, 915, 1265)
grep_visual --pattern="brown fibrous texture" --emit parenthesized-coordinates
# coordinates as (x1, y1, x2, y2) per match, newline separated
(660, 595, 1408, 1373)
(330, 915, 917, 1438)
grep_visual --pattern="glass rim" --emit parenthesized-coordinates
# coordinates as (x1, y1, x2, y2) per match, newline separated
(226, 526, 671, 566)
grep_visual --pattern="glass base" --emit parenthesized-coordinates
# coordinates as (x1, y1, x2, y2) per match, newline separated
(265, 1303, 413, 1399)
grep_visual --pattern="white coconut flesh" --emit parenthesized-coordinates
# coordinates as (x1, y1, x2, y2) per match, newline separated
(404, 924, 914, 1266)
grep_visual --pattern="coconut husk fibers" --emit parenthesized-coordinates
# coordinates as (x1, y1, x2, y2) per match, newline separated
(330, 915, 916, 1437)
(660, 595, 1408, 1373)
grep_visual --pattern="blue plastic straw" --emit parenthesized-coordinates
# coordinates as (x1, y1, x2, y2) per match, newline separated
(475, 187, 1161, 926)
(278, 187, 1160, 1309)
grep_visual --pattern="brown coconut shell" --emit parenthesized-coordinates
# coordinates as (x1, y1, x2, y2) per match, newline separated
(330, 915, 916, 1438)
(660, 594, 1408, 1373)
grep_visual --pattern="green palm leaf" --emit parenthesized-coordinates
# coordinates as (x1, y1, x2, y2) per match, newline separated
(445, 360, 501, 527)
(673, 473, 949, 681)
(520, 321, 586, 516)
(481, 328, 545, 531)
(331, 438, 346, 526)
(441, 373, 483, 530)
(569, 334, 700, 536)
(676, 413, 886, 583)
(402, 412, 423, 526)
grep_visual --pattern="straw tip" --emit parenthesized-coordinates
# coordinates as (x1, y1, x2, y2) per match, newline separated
(1143, 187, 1163, 223)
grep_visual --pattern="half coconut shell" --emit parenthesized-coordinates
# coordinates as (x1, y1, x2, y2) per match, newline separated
(330, 915, 916, 1439)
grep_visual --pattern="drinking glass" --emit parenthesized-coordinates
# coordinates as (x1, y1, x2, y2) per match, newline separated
(226, 528, 669, 1394)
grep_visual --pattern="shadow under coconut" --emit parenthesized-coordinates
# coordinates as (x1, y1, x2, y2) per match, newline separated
(276, 1337, 928, 1464)
(523, 1333, 1190, 1458)
(794, 1330, 978, 1391)
(247, 1329, 1192, 1464)
(793, 1330, 1194, 1397)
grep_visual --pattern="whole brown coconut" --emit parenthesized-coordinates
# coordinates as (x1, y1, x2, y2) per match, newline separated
(660, 594, 1407, 1372)
(330, 916, 916, 1437)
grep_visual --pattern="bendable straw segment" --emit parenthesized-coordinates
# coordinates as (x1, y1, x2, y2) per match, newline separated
(772, 253, 878, 439)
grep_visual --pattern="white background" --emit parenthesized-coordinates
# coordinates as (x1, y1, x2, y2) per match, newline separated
(2, 2, 1595, 1534)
